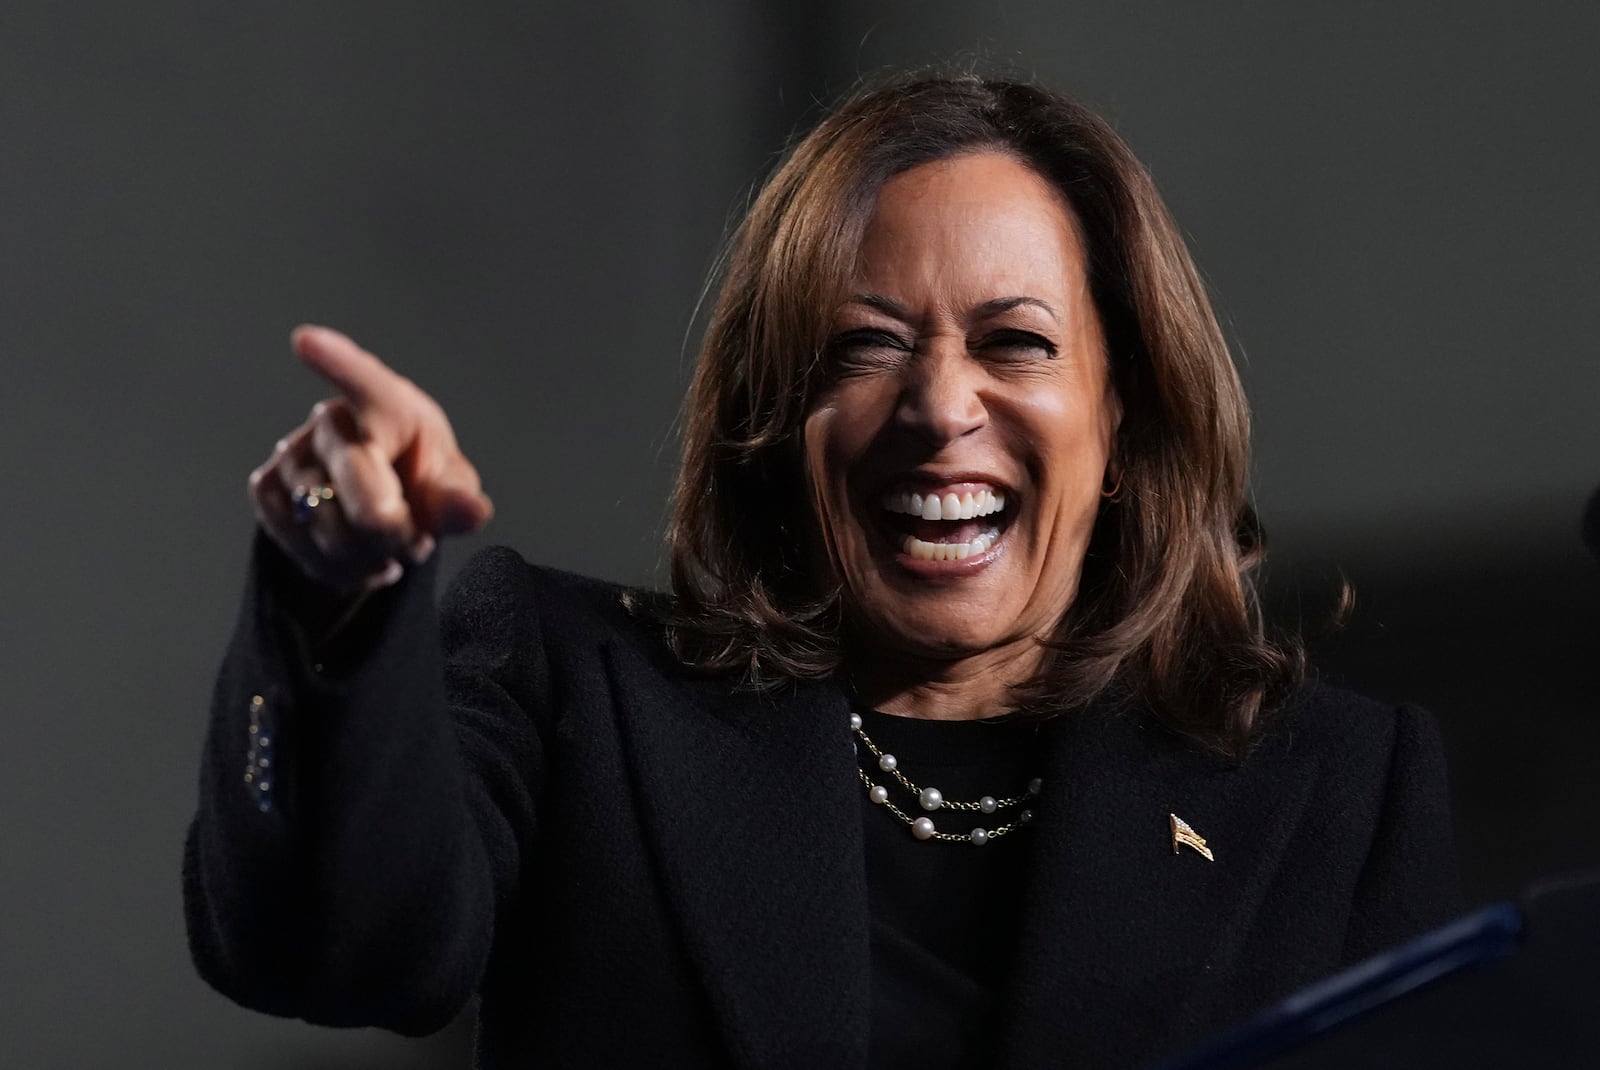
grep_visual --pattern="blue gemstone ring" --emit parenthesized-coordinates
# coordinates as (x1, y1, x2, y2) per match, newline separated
(291, 483, 336, 523)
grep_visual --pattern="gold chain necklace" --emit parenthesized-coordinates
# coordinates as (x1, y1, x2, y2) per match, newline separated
(851, 711, 1040, 846)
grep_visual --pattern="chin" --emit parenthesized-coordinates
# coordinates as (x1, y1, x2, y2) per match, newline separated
(845, 585, 1024, 661)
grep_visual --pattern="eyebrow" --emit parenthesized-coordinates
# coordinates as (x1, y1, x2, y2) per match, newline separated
(845, 293, 1060, 323)
(975, 296, 1060, 322)
(847, 293, 913, 320)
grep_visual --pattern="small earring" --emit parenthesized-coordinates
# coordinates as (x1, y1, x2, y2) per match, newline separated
(1100, 470, 1123, 501)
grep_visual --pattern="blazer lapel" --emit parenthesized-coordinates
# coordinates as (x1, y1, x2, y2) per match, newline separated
(605, 642, 870, 1069)
(998, 706, 1318, 1068)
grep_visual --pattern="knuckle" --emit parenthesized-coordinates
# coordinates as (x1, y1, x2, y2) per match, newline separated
(309, 397, 343, 422)
(247, 464, 274, 495)
(343, 493, 409, 536)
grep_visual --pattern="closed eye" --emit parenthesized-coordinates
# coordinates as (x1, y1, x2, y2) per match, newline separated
(826, 328, 913, 371)
(977, 329, 1058, 358)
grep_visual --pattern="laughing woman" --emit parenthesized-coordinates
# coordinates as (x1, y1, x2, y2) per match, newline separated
(183, 76, 1460, 1068)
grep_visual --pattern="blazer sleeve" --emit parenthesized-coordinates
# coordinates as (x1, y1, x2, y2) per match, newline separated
(1338, 704, 1465, 965)
(182, 533, 548, 1035)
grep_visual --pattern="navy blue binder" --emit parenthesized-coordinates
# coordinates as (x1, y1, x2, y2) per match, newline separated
(1158, 870, 1600, 1068)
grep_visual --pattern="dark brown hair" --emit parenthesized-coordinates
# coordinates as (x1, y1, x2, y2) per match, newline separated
(657, 74, 1303, 756)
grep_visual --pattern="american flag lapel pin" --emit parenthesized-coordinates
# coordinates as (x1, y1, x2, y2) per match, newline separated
(1169, 813, 1214, 861)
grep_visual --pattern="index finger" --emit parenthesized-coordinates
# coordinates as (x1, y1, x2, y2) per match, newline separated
(291, 324, 410, 415)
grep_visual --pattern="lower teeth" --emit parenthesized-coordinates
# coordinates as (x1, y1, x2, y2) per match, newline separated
(901, 529, 1000, 562)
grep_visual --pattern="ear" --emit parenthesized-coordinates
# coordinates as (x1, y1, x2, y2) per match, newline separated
(1103, 379, 1124, 475)
(1098, 380, 1125, 501)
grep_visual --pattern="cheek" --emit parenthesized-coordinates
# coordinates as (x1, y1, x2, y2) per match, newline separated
(802, 391, 899, 592)
(1016, 392, 1107, 479)
(1013, 392, 1115, 552)
(802, 387, 881, 511)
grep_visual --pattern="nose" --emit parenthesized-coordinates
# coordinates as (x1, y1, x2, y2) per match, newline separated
(895, 346, 987, 447)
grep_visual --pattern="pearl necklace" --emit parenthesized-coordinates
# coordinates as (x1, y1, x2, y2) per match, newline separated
(851, 711, 1040, 846)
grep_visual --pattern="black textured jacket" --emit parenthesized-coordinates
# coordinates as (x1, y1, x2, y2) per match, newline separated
(183, 537, 1461, 1068)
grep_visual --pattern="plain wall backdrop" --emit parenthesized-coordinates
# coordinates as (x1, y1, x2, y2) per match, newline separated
(2, 2, 1596, 1066)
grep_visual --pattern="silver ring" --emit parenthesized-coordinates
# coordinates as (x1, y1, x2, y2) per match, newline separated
(291, 483, 336, 524)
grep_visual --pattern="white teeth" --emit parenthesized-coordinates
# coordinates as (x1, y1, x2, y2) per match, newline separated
(881, 487, 1010, 518)
(901, 528, 1001, 561)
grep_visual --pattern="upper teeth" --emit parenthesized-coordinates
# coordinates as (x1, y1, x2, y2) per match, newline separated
(882, 488, 1006, 521)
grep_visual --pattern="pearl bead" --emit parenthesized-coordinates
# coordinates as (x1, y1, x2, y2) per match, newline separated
(969, 828, 989, 846)
(869, 785, 889, 804)
(1028, 777, 1042, 795)
(911, 817, 936, 840)
(1020, 809, 1034, 823)
(849, 712, 863, 730)
(979, 796, 998, 814)
(878, 753, 898, 772)
(919, 787, 943, 811)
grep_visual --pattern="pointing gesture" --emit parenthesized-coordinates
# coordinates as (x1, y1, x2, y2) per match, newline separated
(249, 326, 493, 594)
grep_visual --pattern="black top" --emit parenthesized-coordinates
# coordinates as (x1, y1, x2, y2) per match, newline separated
(184, 538, 1463, 1068)
(856, 709, 1041, 1068)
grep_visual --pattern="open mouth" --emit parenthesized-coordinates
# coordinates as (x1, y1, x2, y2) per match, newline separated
(876, 484, 1015, 563)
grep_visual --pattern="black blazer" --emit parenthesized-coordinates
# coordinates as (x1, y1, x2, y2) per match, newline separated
(184, 539, 1461, 1069)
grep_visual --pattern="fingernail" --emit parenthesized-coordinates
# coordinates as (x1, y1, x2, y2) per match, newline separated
(409, 534, 437, 565)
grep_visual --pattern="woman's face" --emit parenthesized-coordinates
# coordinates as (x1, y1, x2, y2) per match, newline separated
(803, 151, 1120, 670)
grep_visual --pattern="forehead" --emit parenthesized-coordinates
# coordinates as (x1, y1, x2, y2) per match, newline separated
(852, 151, 1087, 301)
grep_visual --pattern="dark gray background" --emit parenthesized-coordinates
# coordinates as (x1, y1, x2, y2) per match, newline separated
(3, 2, 1596, 1065)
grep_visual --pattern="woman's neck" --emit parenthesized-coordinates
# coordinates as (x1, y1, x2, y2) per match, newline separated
(844, 639, 1044, 721)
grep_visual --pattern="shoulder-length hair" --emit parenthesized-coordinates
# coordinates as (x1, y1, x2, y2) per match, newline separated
(659, 74, 1302, 756)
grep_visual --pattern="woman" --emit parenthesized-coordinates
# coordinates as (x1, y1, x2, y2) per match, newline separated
(184, 76, 1460, 1068)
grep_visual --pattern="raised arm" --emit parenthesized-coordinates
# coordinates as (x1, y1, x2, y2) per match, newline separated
(183, 329, 539, 1034)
